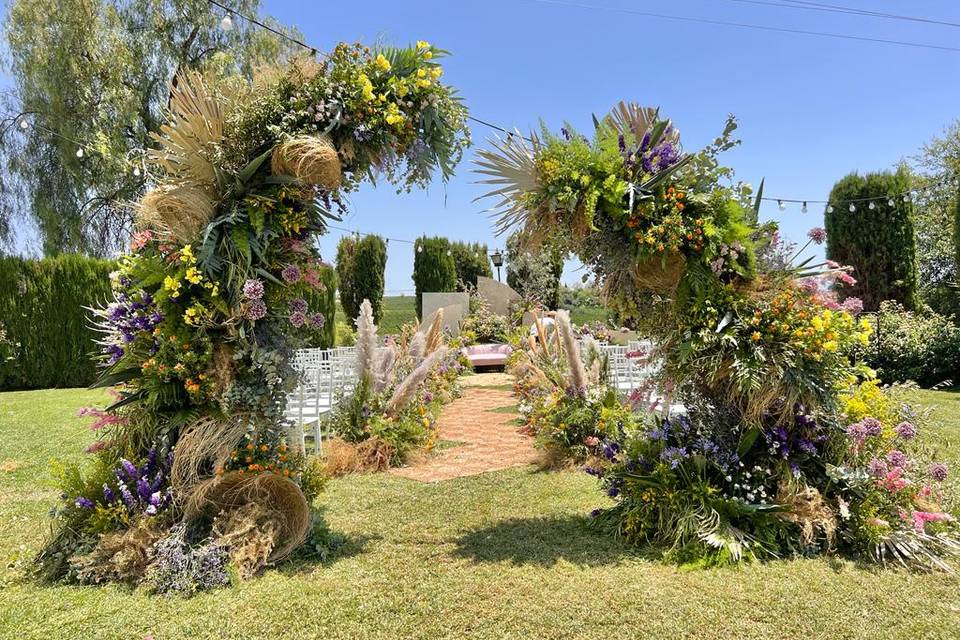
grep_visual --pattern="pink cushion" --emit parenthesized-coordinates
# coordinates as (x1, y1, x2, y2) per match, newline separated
(461, 343, 512, 366)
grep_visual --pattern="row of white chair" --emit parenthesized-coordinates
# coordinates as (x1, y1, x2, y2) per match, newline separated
(284, 346, 357, 455)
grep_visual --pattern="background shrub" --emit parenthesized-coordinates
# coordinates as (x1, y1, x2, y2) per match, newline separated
(505, 232, 564, 309)
(335, 236, 359, 324)
(825, 169, 918, 311)
(0, 254, 114, 390)
(303, 264, 337, 349)
(336, 234, 387, 323)
(863, 301, 960, 386)
(449, 241, 492, 289)
(412, 236, 456, 319)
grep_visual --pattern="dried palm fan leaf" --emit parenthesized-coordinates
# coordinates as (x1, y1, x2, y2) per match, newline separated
(423, 308, 445, 355)
(602, 101, 665, 142)
(473, 130, 540, 236)
(170, 415, 247, 499)
(137, 184, 216, 242)
(148, 70, 244, 188)
(185, 471, 310, 566)
(386, 347, 448, 415)
(271, 135, 342, 190)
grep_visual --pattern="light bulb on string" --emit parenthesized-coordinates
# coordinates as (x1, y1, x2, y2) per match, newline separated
(826, 205, 834, 213)
(801, 201, 808, 213)
(76, 148, 84, 158)
(868, 201, 876, 210)
(220, 14, 233, 31)
(18, 119, 28, 130)
(417, 245, 423, 253)
(848, 203, 856, 212)
(777, 200, 785, 211)
(903, 193, 911, 203)
(888, 198, 894, 206)
(133, 166, 141, 177)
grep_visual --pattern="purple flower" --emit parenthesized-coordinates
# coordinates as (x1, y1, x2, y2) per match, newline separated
(929, 462, 948, 482)
(601, 440, 621, 461)
(289, 311, 306, 328)
(886, 449, 908, 469)
(867, 458, 888, 478)
(606, 484, 621, 498)
(245, 299, 267, 321)
(242, 279, 265, 300)
(590, 508, 602, 518)
(841, 297, 864, 315)
(807, 227, 827, 244)
(309, 312, 326, 328)
(861, 418, 882, 436)
(74, 496, 94, 509)
(136, 477, 153, 501)
(797, 438, 818, 455)
(120, 458, 138, 480)
(660, 446, 688, 469)
(289, 298, 308, 314)
(281, 264, 301, 283)
(894, 421, 917, 440)
(102, 483, 115, 503)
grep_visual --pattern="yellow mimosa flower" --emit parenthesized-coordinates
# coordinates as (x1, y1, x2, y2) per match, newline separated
(375, 54, 391, 71)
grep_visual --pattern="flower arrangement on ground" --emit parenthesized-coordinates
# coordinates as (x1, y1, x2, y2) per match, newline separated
(322, 301, 464, 474)
(36, 40, 469, 592)
(459, 293, 512, 345)
(478, 102, 960, 569)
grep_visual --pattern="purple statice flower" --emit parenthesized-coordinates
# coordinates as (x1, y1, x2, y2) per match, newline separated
(289, 311, 306, 328)
(929, 462, 948, 482)
(807, 227, 827, 244)
(120, 458, 138, 480)
(245, 299, 267, 322)
(102, 484, 115, 503)
(867, 458, 888, 478)
(797, 438, 818, 456)
(601, 440, 621, 461)
(590, 508, 602, 518)
(74, 496, 94, 509)
(309, 312, 326, 328)
(894, 421, 917, 440)
(606, 484, 621, 498)
(560, 127, 571, 141)
(118, 481, 136, 509)
(617, 133, 626, 153)
(281, 264, 302, 283)
(136, 477, 153, 501)
(583, 466, 604, 478)
(289, 298, 308, 314)
(639, 131, 652, 151)
(242, 278, 265, 300)
(423, 391, 434, 404)
(861, 417, 882, 436)
(886, 449, 909, 469)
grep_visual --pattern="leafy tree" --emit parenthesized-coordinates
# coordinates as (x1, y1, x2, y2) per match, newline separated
(353, 235, 387, 323)
(825, 169, 918, 311)
(0, 0, 299, 255)
(449, 240, 491, 289)
(412, 236, 456, 318)
(505, 231, 564, 309)
(335, 236, 359, 321)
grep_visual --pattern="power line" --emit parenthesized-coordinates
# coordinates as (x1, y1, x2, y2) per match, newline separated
(529, 0, 960, 53)
(721, 0, 960, 29)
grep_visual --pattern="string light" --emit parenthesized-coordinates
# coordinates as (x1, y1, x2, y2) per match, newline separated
(777, 199, 785, 211)
(826, 205, 834, 213)
(903, 193, 911, 202)
(868, 201, 876, 210)
(76, 148, 84, 158)
(801, 201, 807, 213)
(18, 118, 28, 130)
(219, 14, 233, 31)
(848, 203, 856, 212)
(888, 198, 894, 206)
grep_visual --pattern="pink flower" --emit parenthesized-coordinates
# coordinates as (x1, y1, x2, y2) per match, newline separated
(841, 297, 864, 315)
(583, 436, 600, 447)
(130, 230, 153, 252)
(807, 227, 827, 244)
(838, 272, 857, 286)
(825, 259, 840, 269)
(85, 440, 108, 454)
(76, 407, 126, 431)
(878, 466, 908, 492)
(911, 511, 954, 534)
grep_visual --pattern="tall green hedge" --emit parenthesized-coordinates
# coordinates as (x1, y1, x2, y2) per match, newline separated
(449, 241, 492, 289)
(304, 264, 337, 349)
(0, 254, 114, 390)
(505, 232, 565, 309)
(825, 169, 918, 311)
(412, 236, 457, 318)
(336, 235, 387, 323)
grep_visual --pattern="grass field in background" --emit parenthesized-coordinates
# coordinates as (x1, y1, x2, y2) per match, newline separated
(0, 386, 957, 639)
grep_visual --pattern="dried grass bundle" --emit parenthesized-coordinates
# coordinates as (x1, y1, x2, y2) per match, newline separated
(70, 520, 162, 584)
(354, 299, 378, 383)
(271, 135, 342, 190)
(776, 485, 837, 548)
(423, 308, 445, 355)
(323, 437, 395, 476)
(137, 184, 216, 242)
(408, 331, 426, 361)
(555, 310, 587, 392)
(386, 347, 448, 416)
(170, 415, 247, 499)
(373, 344, 397, 394)
(148, 70, 244, 188)
(211, 502, 280, 580)
(185, 471, 310, 567)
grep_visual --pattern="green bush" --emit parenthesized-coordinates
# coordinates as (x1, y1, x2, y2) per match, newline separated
(449, 241, 492, 289)
(412, 236, 456, 318)
(335, 236, 359, 321)
(0, 254, 114, 390)
(304, 264, 337, 349)
(825, 169, 918, 311)
(505, 232, 564, 309)
(863, 301, 960, 386)
(335, 235, 387, 323)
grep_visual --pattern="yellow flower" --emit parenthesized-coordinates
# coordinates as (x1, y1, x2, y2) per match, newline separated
(431, 67, 443, 79)
(395, 81, 409, 97)
(163, 275, 181, 293)
(422, 418, 430, 428)
(416, 40, 430, 50)
(751, 331, 761, 342)
(375, 53, 391, 71)
(416, 78, 431, 89)
(823, 340, 838, 353)
(185, 267, 202, 285)
(179, 244, 195, 263)
(359, 74, 374, 101)
(810, 316, 824, 331)
(423, 51, 433, 60)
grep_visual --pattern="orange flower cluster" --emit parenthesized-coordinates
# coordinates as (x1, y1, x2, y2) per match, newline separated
(223, 439, 296, 477)
(626, 186, 705, 254)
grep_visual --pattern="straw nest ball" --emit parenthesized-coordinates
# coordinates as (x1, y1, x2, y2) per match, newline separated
(136, 184, 215, 242)
(271, 134, 342, 190)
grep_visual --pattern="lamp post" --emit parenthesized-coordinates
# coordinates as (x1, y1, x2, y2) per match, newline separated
(490, 249, 504, 282)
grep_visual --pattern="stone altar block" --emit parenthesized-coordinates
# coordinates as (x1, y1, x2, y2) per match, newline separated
(476, 276, 520, 317)
(421, 292, 470, 335)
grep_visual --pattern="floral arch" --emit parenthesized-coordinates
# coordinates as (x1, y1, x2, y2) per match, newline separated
(38, 41, 469, 584)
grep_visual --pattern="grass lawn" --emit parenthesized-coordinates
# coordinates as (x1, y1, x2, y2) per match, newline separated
(1, 386, 959, 639)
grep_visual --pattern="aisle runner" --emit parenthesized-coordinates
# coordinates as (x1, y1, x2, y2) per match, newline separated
(390, 373, 538, 483)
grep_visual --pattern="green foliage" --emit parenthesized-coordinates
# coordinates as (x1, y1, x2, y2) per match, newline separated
(449, 241, 492, 289)
(303, 264, 337, 349)
(0, 0, 301, 254)
(825, 169, 919, 311)
(335, 236, 359, 322)
(412, 236, 456, 318)
(506, 232, 564, 309)
(460, 297, 511, 345)
(353, 235, 387, 323)
(864, 301, 960, 387)
(0, 254, 114, 390)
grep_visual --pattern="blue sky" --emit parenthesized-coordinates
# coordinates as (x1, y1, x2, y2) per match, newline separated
(259, 0, 959, 294)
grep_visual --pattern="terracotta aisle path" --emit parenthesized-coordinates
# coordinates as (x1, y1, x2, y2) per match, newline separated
(390, 372, 538, 483)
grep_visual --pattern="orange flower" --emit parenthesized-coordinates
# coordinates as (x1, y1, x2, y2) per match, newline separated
(751, 331, 761, 342)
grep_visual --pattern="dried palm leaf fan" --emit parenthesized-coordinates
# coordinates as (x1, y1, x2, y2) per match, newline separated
(148, 70, 244, 189)
(271, 135, 343, 190)
(136, 184, 215, 242)
(473, 130, 541, 237)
